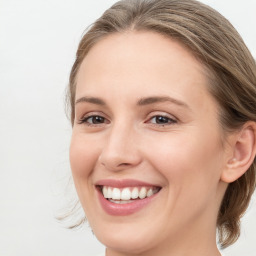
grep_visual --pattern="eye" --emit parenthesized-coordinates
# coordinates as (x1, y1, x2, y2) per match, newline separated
(148, 115, 177, 126)
(78, 115, 109, 126)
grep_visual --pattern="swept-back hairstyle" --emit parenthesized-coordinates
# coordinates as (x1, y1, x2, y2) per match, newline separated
(67, 0, 256, 248)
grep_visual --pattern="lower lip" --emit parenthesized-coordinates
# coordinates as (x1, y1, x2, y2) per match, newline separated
(97, 188, 159, 216)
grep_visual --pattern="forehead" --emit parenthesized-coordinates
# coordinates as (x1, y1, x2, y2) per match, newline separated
(76, 31, 216, 111)
(78, 31, 205, 81)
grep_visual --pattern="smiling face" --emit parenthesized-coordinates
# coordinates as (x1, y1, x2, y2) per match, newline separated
(70, 31, 228, 255)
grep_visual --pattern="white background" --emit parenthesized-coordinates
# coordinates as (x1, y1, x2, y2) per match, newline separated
(0, 0, 255, 255)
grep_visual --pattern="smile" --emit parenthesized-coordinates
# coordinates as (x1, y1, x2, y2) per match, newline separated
(95, 179, 162, 216)
(101, 186, 160, 203)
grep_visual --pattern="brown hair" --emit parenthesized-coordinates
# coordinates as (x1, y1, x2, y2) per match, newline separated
(67, 0, 256, 248)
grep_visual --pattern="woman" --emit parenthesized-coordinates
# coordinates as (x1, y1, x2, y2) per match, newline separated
(66, 0, 256, 255)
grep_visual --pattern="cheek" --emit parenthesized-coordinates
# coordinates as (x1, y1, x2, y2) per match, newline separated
(144, 130, 223, 186)
(146, 131, 224, 219)
(69, 134, 102, 215)
(69, 133, 99, 180)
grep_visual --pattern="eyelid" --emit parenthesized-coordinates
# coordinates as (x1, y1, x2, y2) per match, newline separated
(147, 111, 178, 120)
(145, 111, 178, 125)
(77, 111, 110, 125)
(76, 110, 178, 127)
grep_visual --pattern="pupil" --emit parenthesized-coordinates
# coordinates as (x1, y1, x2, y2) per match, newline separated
(156, 116, 168, 124)
(93, 116, 104, 123)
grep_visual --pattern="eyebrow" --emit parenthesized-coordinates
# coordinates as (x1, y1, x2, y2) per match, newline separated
(137, 96, 190, 109)
(75, 96, 106, 105)
(75, 95, 189, 109)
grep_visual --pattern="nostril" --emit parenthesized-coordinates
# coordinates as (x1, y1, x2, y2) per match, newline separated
(98, 147, 142, 171)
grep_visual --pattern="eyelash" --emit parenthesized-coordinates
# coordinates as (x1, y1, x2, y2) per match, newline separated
(147, 115, 177, 126)
(78, 115, 109, 126)
(78, 114, 177, 127)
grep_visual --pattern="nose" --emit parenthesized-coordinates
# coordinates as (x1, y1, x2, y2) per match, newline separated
(98, 122, 142, 172)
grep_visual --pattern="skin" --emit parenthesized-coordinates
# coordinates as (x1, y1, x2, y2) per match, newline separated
(70, 31, 230, 256)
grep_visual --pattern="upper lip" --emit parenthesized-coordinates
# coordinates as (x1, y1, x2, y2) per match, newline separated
(95, 179, 161, 188)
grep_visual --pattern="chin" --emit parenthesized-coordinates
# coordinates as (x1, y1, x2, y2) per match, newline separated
(91, 220, 161, 255)
(98, 233, 156, 255)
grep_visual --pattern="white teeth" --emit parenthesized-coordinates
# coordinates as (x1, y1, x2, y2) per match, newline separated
(121, 188, 131, 200)
(102, 186, 160, 202)
(112, 188, 121, 200)
(107, 187, 112, 198)
(139, 187, 147, 199)
(131, 187, 139, 199)
(103, 186, 108, 198)
(147, 188, 153, 197)
(109, 199, 133, 204)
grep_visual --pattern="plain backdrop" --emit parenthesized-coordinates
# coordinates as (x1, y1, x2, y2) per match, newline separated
(0, 0, 255, 255)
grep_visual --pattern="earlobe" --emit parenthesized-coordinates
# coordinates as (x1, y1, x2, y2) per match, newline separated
(221, 122, 256, 183)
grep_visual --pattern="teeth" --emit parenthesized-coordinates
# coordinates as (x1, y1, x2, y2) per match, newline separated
(109, 199, 133, 204)
(121, 188, 131, 200)
(131, 187, 139, 199)
(147, 188, 153, 197)
(139, 187, 147, 199)
(112, 188, 121, 200)
(107, 187, 112, 198)
(101, 186, 159, 201)
(103, 186, 108, 198)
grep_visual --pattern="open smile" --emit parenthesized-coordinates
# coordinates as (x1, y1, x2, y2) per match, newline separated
(95, 179, 162, 216)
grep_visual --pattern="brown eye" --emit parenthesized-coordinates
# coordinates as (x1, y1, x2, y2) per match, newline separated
(149, 115, 177, 125)
(78, 115, 108, 125)
(87, 116, 106, 124)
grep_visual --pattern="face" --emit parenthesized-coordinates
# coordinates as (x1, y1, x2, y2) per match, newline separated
(70, 31, 228, 255)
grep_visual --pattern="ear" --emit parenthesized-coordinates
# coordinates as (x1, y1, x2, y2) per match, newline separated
(221, 122, 256, 183)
